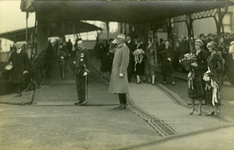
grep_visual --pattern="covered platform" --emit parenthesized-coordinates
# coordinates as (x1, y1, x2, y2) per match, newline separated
(19, 0, 234, 54)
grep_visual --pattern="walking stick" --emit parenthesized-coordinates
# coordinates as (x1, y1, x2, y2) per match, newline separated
(85, 75, 88, 103)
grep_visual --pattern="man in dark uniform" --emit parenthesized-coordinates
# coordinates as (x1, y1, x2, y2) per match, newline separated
(8, 42, 29, 97)
(58, 36, 69, 80)
(125, 33, 136, 82)
(74, 40, 91, 105)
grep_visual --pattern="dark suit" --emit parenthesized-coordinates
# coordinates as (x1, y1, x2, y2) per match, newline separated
(126, 40, 136, 82)
(8, 49, 29, 95)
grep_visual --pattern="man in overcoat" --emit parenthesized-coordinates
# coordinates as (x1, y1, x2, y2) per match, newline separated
(109, 34, 130, 109)
(74, 40, 91, 105)
(8, 42, 29, 97)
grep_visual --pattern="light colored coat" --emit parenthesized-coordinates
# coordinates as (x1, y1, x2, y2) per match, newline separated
(108, 43, 130, 94)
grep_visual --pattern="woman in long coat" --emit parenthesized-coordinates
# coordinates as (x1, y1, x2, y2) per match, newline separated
(144, 38, 155, 84)
(109, 34, 130, 109)
(188, 39, 208, 115)
(158, 40, 175, 85)
(8, 42, 29, 97)
(204, 41, 223, 116)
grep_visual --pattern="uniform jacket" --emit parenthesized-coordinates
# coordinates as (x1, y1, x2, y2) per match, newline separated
(74, 47, 91, 76)
(8, 50, 29, 83)
(109, 43, 130, 94)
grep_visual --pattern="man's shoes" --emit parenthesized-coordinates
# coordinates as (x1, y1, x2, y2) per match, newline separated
(119, 106, 126, 110)
(206, 111, 215, 116)
(114, 105, 122, 109)
(75, 100, 83, 105)
(80, 101, 87, 106)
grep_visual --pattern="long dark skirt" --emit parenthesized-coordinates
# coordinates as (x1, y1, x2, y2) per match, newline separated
(134, 61, 145, 75)
(188, 75, 205, 100)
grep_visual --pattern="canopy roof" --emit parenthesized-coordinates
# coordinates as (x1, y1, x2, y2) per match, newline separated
(0, 22, 102, 42)
(28, 0, 234, 24)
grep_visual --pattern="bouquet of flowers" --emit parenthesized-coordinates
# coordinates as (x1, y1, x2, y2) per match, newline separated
(179, 53, 197, 71)
(133, 49, 145, 64)
(133, 49, 145, 56)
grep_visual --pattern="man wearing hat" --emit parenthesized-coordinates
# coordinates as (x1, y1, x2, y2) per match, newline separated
(8, 42, 29, 97)
(74, 39, 91, 105)
(125, 33, 136, 82)
(109, 34, 130, 109)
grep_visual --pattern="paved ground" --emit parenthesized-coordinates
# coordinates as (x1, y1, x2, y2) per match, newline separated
(0, 55, 234, 150)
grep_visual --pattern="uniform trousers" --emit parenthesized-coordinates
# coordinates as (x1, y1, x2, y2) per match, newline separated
(76, 71, 88, 102)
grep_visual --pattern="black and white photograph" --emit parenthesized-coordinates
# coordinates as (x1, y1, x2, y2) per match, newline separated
(0, 0, 234, 150)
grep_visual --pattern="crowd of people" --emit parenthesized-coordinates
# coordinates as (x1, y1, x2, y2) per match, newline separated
(93, 32, 234, 114)
(6, 30, 233, 113)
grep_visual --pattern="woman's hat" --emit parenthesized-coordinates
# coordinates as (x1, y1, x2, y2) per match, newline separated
(207, 41, 217, 50)
(195, 39, 203, 47)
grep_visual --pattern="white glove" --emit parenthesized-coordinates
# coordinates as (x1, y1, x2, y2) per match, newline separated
(23, 70, 29, 74)
(167, 58, 171, 61)
(73, 61, 76, 64)
(119, 73, 124, 77)
(83, 72, 88, 76)
(191, 62, 198, 67)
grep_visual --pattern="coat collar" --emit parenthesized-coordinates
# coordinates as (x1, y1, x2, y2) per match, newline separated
(117, 43, 125, 48)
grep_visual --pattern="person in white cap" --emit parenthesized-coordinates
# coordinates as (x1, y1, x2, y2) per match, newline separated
(109, 34, 130, 109)
(74, 39, 91, 105)
(8, 42, 29, 97)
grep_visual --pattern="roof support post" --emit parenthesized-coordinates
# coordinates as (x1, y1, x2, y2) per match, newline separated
(166, 18, 172, 43)
(26, 12, 29, 45)
(120, 23, 123, 34)
(215, 7, 228, 47)
(186, 14, 194, 52)
(105, 21, 109, 41)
